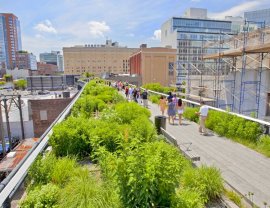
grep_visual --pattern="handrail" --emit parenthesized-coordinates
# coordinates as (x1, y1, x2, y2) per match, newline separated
(142, 87, 270, 127)
(0, 83, 86, 206)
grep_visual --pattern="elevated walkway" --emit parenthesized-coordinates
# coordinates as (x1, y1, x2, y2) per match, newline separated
(146, 101, 270, 207)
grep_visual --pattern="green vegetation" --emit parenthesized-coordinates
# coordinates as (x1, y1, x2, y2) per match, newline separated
(14, 79, 27, 90)
(143, 82, 176, 94)
(225, 190, 244, 208)
(0, 81, 5, 86)
(21, 80, 224, 207)
(3, 74, 12, 82)
(149, 94, 159, 104)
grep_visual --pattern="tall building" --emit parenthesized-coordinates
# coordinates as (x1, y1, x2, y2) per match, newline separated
(161, 8, 232, 84)
(129, 44, 176, 86)
(244, 8, 270, 26)
(63, 40, 138, 75)
(40, 51, 63, 72)
(0, 13, 22, 69)
(16, 51, 37, 70)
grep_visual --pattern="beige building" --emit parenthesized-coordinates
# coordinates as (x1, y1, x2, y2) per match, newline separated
(130, 45, 176, 86)
(63, 40, 138, 75)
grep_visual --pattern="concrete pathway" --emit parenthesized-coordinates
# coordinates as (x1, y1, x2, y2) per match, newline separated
(144, 100, 270, 207)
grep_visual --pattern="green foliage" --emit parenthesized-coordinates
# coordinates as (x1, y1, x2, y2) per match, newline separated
(181, 166, 224, 203)
(3, 74, 12, 82)
(49, 116, 92, 157)
(116, 141, 190, 207)
(115, 102, 151, 124)
(20, 183, 60, 208)
(14, 79, 27, 90)
(28, 154, 57, 187)
(183, 107, 199, 123)
(257, 135, 270, 157)
(142, 83, 176, 94)
(89, 120, 124, 156)
(225, 190, 244, 208)
(128, 116, 157, 143)
(72, 95, 107, 118)
(171, 189, 204, 208)
(58, 168, 121, 208)
(0, 81, 5, 85)
(149, 94, 159, 104)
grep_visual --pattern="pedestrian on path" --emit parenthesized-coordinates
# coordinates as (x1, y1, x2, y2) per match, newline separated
(158, 95, 166, 116)
(141, 90, 148, 108)
(177, 98, 184, 125)
(196, 101, 208, 135)
(167, 98, 176, 125)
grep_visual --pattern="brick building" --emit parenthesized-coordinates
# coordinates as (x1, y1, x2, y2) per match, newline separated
(129, 45, 176, 86)
(37, 62, 58, 75)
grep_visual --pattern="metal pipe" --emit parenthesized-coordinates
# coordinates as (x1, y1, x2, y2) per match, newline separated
(18, 95, 25, 140)
(3, 98, 12, 150)
(0, 99, 6, 156)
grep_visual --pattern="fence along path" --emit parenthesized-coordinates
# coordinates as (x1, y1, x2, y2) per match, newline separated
(145, 99, 270, 207)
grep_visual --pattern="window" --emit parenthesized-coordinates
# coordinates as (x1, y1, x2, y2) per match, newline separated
(40, 110, 47, 121)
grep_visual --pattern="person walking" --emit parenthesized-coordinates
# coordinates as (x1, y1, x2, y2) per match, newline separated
(177, 98, 184, 125)
(158, 95, 166, 116)
(141, 90, 148, 108)
(167, 98, 176, 125)
(196, 101, 209, 135)
(125, 86, 129, 99)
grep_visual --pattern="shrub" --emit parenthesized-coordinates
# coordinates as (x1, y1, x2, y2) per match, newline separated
(115, 102, 151, 124)
(149, 94, 159, 104)
(28, 153, 57, 187)
(0, 81, 5, 86)
(72, 95, 107, 118)
(49, 116, 92, 157)
(257, 135, 270, 157)
(171, 189, 204, 208)
(128, 116, 157, 143)
(14, 79, 27, 90)
(116, 141, 190, 207)
(89, 120, 124, 156)
(20, 183, 60, 208)
(183, 107, 199, 123)
(58, 168, 121, 208)
(181, 166, 224, 203)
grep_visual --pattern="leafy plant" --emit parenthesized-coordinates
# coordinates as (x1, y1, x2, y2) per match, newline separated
(183, 107, 199, 123)
(20, 183, 60, 208)
(149, 94, 159, 104)
(225, 189, 244, 208)
(49, 116, 92, 158)
(257, 135, 270, 157)
(14, 79, 27, 90)
(171, 189, 204, 208)
(116, 141, 190, 207)
(58, 168, 121, 208)
(181, 166, 224, 203)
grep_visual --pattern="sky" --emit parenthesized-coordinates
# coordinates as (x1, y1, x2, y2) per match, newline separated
(1, 0, 270, 59)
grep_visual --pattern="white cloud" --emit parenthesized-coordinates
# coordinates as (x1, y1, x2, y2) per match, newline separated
(209, 1, 266, 19)
(34, 20, 57, 34)
(151, 29, 161, 41)
(88, 21, 110, 37)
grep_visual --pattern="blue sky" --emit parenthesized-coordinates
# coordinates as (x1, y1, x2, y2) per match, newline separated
(1, 0, 269, 58)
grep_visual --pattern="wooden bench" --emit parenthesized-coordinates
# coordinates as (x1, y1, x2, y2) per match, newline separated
(160, 128, 200, 162)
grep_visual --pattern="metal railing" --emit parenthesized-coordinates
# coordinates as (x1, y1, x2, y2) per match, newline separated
(142, 88, 270, 129)
(0, 83, 86, 207)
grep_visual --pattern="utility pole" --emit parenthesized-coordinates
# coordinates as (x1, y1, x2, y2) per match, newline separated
(0, 98, 6, 156)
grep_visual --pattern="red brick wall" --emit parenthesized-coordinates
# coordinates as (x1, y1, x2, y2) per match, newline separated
(29, 98, 73, 137)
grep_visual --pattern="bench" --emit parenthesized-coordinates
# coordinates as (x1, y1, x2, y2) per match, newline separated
(160, 128, 200, 162)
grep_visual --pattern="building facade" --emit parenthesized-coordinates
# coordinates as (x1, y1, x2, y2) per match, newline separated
(244, 8, 270, 26)
(16, 51, 37, 70)
(63, 40, 138, 75)
(130, 45, 176, 86)
(161, 8, 232, 84)
(37, 62, 58, 76)
(40, 51, 63, 72)
(0, 13, 22, 69)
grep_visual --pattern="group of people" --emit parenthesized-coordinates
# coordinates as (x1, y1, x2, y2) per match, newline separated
(158, 92, 184, 125)
(113, 81, 208, 136)
(159, 92, 209, 135)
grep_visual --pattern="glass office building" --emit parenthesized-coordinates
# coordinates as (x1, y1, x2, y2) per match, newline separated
(244, 8, 270, 26)
(161, 12, 232, 84)
(40, 51, 63, 71)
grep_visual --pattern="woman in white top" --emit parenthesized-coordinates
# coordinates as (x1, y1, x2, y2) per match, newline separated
(177, 98, 184, 125)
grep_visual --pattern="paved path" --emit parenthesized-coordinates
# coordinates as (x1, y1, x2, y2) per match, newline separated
(144, 100, 270, 207)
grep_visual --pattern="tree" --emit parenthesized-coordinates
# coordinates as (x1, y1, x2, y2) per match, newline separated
(14, 79, 27, 90)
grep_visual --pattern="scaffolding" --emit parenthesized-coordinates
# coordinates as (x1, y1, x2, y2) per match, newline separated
(202, 21, 270, 118)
